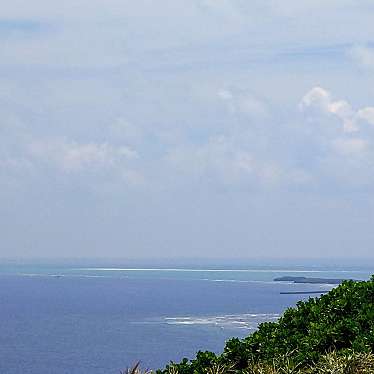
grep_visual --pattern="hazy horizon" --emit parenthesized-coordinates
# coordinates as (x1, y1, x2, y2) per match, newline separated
(2, 256, 374, 268)
(1, 1, 374, 259)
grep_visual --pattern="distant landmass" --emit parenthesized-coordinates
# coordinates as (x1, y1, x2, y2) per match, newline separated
(274, 276, 350, 285)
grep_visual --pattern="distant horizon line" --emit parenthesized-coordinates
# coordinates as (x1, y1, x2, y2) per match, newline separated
(1, 256, 374, 269)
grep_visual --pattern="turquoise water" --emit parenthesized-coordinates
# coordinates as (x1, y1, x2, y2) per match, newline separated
(0, 262, 371, 282)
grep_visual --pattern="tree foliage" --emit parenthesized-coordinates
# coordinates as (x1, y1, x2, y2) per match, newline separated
(157, 276, 374, 373)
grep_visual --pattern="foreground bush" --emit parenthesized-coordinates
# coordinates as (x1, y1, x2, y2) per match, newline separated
(154, 276, 374, 373)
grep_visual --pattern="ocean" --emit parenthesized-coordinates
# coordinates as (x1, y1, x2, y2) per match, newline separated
(0, 262, 372, 374)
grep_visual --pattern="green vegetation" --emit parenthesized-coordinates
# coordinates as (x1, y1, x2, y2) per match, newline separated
(127, 352, 374, 374)
(127, 276, 374, 373)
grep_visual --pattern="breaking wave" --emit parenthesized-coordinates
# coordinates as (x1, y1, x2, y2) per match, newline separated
(163, 313, 280, 330)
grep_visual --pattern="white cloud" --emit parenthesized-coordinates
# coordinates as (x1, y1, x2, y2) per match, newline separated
(357, 107, 374, 126)
(166, 135, 282, 186)
(299, 86, 331, 111)
(218, 88, 268, 118)
(300, 86, 374, 133)
(300, 87, 357, 132)
(166, 134, 315, 189)
(299, 86, 374, 182)
(28, 138, 137, 173)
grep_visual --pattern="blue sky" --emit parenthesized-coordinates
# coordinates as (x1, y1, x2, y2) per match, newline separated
(1, 1, 374, 259)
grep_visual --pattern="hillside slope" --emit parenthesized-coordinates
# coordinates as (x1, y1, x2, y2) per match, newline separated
(156, 276, 374, 373)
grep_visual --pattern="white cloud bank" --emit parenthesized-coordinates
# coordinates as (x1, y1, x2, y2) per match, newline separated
(300, 86, 374, 133)
(28, 138, 138, 173)
(300, 87, 374, 181)
(218, 89, 269, 118)
(166, 135, 282, 186)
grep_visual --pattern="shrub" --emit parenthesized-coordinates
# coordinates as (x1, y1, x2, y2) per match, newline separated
(157, 276, 374, 374)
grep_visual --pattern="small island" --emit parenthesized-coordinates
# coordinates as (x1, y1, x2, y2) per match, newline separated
(274, 276, 349, 284)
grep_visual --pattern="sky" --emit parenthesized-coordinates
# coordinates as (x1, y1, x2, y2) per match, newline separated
(1, 1, 374, 259)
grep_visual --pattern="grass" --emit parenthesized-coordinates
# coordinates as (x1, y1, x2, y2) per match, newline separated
(124, 352, 374, 373)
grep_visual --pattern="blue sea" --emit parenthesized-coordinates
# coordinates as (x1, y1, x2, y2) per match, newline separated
(0, 261, 372, 374)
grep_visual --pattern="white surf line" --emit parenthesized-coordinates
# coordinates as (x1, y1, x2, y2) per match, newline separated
(165, 313, 280, 320)
(163, 313, 280, 327)
(74, 268, 367, 273)
(17, 273, 113, 278)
